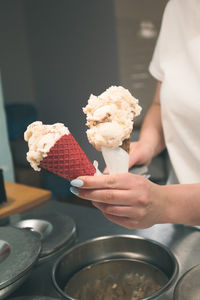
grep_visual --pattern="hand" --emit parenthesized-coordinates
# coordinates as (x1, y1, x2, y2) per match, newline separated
(70, 173, 165, 229)
(129, 141, 154, 168)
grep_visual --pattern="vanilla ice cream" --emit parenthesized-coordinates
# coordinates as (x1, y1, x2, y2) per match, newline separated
(83, 86, 142, 151)
(24, 121, 69, 171)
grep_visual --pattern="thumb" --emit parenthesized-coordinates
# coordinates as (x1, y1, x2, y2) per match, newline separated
(129, 151, 139, 168)
(103, 166, 109, 174)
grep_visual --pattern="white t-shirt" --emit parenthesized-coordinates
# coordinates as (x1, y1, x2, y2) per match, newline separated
(149, 0, 200, 184)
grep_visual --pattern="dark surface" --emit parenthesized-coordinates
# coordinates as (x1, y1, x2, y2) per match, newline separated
(5, 198, 200, 299)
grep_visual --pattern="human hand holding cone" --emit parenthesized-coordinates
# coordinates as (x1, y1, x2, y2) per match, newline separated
(24, 121, 96, 181)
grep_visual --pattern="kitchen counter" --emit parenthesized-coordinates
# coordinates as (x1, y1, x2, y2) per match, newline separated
(8, 198, 200, 299)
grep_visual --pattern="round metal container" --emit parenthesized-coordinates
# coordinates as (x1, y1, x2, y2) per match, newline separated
(52, 235, 178, 300)
(8, 297, 59, 300)
(0, 226, 41, 299)
(174, 264, 200, 300)
(15, 212, 76, 263)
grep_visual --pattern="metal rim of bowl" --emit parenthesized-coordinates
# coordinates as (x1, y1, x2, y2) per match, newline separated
(173, 264, 200, 299)
(0, 226, 41, 290)
(8, 297, 60, 300)
(0, 272, 31, 300)
(52, 234, 179, 300)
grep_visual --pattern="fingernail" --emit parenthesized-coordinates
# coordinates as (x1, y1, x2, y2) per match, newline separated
(70, 186, 79, 195)
(70, 179, 84, 187)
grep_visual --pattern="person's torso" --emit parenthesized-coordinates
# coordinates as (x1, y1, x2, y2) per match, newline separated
(160, 0, 200, 184)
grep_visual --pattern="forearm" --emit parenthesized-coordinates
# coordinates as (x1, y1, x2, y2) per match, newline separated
(139, 82, 166, 157)
(160, 183, 200, 225)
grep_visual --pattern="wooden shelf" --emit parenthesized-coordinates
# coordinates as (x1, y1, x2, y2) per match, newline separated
(0, 181, 51, 219)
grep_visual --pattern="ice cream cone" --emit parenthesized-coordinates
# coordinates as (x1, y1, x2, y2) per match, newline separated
(101, 137, 131, 175)
(102, 146, 129, 175)
(40, 134, 96, 181)
(83, 86, 141, 175)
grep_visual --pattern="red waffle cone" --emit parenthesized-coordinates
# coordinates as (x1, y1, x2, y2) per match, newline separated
(40, 134, 96, 181)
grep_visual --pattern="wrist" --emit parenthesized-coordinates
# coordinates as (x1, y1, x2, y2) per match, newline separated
(150, 183, 172, 224)
(156, 185, 176, 224)
(158, 184, 200, 226)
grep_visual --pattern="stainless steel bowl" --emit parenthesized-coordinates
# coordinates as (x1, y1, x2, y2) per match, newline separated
(173, 264, 200, 300)
(52, 235, 178, 300)
(8, 297, 60, 300)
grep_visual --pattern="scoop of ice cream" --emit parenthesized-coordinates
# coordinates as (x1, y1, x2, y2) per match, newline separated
(83, 86, 142, 151)
(24, 121, 69, 171)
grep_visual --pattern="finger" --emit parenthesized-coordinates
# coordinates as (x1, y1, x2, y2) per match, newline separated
(103, 167, 109, 174)
(92, 202, 133, 217)
(72, 173, 141, 190)
(77, 188, 133, 205)
(129, 149, 142, 168)
(92, 201, 108, 210)
(129, 154, 137, 168)
(103, 213, 135, 229)
(129, 143, 138, 167)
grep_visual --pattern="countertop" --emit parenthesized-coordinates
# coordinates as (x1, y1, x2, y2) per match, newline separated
(0, 182, 51, 218)
(7, 198, 200, 300)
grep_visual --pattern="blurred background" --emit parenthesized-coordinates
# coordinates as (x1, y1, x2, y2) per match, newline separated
(0, 0, 168, 199)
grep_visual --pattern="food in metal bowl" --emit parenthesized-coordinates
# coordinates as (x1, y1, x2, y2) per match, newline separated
(64, 259, 168, 300)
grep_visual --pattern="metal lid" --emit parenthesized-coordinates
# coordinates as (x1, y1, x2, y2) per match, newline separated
(0, 226, 41, 289)
(174, 264, 200, 299)
(15, 212, 76, 259)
